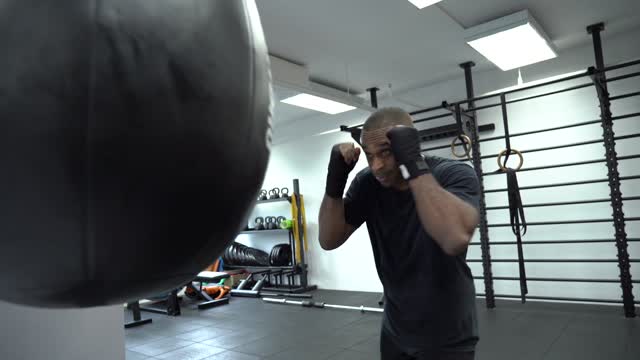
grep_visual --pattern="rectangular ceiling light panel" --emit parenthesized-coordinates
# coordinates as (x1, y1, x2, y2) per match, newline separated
(281, 93, 356, 115)
(465, 10, 557, 71)
(408, 0, 443, 9)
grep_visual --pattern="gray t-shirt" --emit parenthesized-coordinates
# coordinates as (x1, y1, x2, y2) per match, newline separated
(344, 156, 480, 351)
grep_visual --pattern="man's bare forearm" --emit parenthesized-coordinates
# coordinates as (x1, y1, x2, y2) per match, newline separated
(409, 175, 479, 256)
(318, 195, 350, 250)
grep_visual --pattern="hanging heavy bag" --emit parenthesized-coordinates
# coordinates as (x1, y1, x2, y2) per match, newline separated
(0, 0, 273, 308)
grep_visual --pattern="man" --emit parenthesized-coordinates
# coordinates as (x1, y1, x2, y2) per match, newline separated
(318, 107, 480, 360)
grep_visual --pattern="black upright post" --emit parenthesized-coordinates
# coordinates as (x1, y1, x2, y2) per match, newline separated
(368, 87, 379, 108)
(460, 61, 495, 309)
(293, 179, 308, 288)
(587, 23, 636, 318)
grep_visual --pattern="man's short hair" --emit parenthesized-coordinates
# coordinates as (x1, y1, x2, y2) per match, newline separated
(363, 107, 414, 131)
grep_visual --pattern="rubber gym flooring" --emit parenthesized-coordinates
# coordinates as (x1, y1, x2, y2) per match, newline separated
(124, 290, 640, 360)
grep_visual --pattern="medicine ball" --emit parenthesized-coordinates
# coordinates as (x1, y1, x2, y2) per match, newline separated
(0, 0, 272, 308)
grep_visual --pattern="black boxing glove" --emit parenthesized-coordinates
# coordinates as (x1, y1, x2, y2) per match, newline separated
(387, 126, 430, 180)
(326, 144, 360, 198)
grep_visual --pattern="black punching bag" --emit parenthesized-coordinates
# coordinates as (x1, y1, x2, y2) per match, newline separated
(0, 0, 272, 307)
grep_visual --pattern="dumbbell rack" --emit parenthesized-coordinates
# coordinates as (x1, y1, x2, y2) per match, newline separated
(225, 179, 316, 294)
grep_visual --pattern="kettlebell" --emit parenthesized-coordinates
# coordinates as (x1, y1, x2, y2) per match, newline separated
(254, 217, 265, 231)
(269, 188, 280, 199)
(258, 189, 268, 201)
(280, 187, 289, 198)
(267, 216, 278, 230)
(276, 216, 287, 229)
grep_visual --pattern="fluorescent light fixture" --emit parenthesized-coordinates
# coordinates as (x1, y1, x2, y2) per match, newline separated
(465, 10, 557, 71)
(407, 0, 442, 9)
(281, 93, 356, 115)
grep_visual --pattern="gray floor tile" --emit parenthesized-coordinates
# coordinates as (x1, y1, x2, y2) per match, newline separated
(626, 333, 640, 359)
(200, 331, 267, 350)
(338, 319, 381, 338)
(293, 328, 373, 349)
(125, 330, 170, 349)
(203, 350, 262, 360)
(230, 335, 295, 357)
(126, 350, 153, 360)
(476, 334, 552, 360)
(348, 336, 380, 355)
(124, 290, 640, 360)
(138, 320, 209, 338)
(543, 332, 628, 360)
(129, 337, 196, 357)
(175, 326, 238, 342)
(265, 342, 343, 360)
(155, 343, 226, 360)
(326, 349, 381, 360)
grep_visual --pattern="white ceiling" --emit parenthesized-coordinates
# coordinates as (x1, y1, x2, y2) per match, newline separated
(258, 0, 640, 127)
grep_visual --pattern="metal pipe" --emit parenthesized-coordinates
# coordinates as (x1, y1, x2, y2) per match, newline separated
(479, 133, 640, 160)
(482, 154, 640, 177)
(602, 58, 640, 72)
(485, 196, 640, 211)
(588, 22, 636, 318)
(484, 175, 640, 194)
(409, 104, 446, 116)
(477, 294, 638, 305)
(474, 276, 640, 284)
(467, 82, 596, 113)
(469, 238, 640, 246)
(478, 120, 601, 144)
(506, 82, 595, 105)
(477, 111, 640, 144)
(588, 23, 606, 73)
(467, 259, 640, 263)
(487, 217, 640, 228)
(461, 61, 495, 308)
(446, 70, 591, 109)
(610, 91, 640, 101)
(413, 113, 451, 124)
(368, 87, 379, 109)
(607, 70, 640, 83)
(263, 297, 384, 313)
(340, 59, 640, 132)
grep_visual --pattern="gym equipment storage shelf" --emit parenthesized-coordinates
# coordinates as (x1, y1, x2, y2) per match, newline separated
(224, 265, 296, 270)
(229, 179, 316, 294)
(256, 196, 290, 204)
(240, 229, 291, 235)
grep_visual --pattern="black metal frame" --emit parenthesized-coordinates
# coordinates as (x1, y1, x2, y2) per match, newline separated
(139, 289, 181, 317)
(336, 20, 640, 316)
(485, 175, 640, 193)
(124, 302, 153, 329)
(587, 23, 636, 317)
(477, 294, 640, 305)
(228, 179, 317, 294)
(458, 61, 496, 308)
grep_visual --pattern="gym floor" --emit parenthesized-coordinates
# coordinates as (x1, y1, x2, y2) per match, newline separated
(124, 290, 640, 360)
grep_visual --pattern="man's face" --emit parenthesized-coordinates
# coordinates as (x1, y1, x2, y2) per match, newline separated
(361, 127, 404, 188)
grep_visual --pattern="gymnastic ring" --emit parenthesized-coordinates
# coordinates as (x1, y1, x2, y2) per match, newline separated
(450, 135, 472, 159)
(497, 149, 524, 172)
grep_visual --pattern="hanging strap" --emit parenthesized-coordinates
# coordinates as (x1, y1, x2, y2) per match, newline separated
(499, 93, 527, 303)
(442, 102, 472, 160)
(506, 168, 528, 303)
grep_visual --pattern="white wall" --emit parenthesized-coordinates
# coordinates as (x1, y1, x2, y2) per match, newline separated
(253, 26, 640, 302)
(0, 303, 124, 360)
